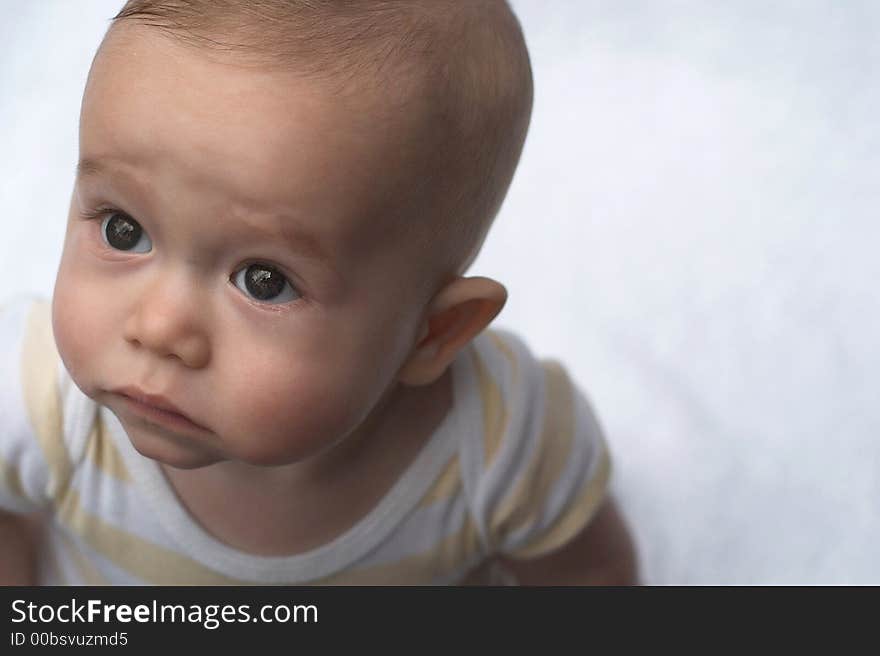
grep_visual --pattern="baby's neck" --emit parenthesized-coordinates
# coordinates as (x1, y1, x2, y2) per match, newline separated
(160, 370, 453, 556)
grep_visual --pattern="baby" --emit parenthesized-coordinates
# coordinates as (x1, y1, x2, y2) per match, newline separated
(0, 0, 636, 585)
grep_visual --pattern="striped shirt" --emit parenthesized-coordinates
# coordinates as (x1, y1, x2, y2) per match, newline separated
(0, 297, 610, 585)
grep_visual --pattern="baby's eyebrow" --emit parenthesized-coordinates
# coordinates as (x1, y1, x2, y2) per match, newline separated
(234, 210, 333, 269)
(76, 157, 105, 179)
(75, 156, 338, 276)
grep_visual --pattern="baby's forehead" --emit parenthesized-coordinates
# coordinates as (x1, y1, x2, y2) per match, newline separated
(95, 28, 427, 190)
(124, 23, 435, 141)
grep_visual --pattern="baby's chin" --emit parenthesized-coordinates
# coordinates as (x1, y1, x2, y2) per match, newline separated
(121, 421, 225, 470)
(148, 452, 223, 471)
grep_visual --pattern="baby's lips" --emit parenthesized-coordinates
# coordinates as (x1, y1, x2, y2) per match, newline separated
(111, 384, 209, 430)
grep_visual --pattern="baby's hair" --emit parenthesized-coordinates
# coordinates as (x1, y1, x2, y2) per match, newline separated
(109, 0, 533, 286)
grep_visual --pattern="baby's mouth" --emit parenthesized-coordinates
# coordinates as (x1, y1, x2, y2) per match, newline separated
(110, 386, 210, 434)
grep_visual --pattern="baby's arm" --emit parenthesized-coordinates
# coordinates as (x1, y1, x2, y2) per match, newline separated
(499, 498, 638, 586)
(0, 510, 42, 585)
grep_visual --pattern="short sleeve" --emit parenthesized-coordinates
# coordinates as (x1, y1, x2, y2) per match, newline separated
(464, 330, 611, 561)
(0, 297, 67, 514)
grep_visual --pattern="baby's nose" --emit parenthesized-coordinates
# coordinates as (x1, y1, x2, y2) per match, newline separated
(122, 276, 211, 369)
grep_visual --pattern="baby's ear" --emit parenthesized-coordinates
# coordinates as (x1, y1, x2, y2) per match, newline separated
(398, 276, 507, 386)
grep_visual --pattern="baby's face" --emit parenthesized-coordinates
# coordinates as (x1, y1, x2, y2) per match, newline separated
(53, 24, 432, 469)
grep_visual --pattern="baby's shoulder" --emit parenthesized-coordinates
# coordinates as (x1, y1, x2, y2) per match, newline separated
(467, 326, 569, 416)
(0, 296, 97, 510)
(459, 326, 594, 478)
(455, 327, 610, 557)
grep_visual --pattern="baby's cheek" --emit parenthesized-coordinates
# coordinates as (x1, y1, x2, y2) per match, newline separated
(52, 275, 101, 395)
(221, 360, 364, 462)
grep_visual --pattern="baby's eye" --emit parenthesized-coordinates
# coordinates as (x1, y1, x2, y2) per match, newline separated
(100, 212, 153, 253)
(232, 263, 301, 304)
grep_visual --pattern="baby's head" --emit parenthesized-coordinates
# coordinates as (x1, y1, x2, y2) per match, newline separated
(52, 0, 532, 470)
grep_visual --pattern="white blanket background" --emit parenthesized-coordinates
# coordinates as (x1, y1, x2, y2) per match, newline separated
(2, 0, 877, 584)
